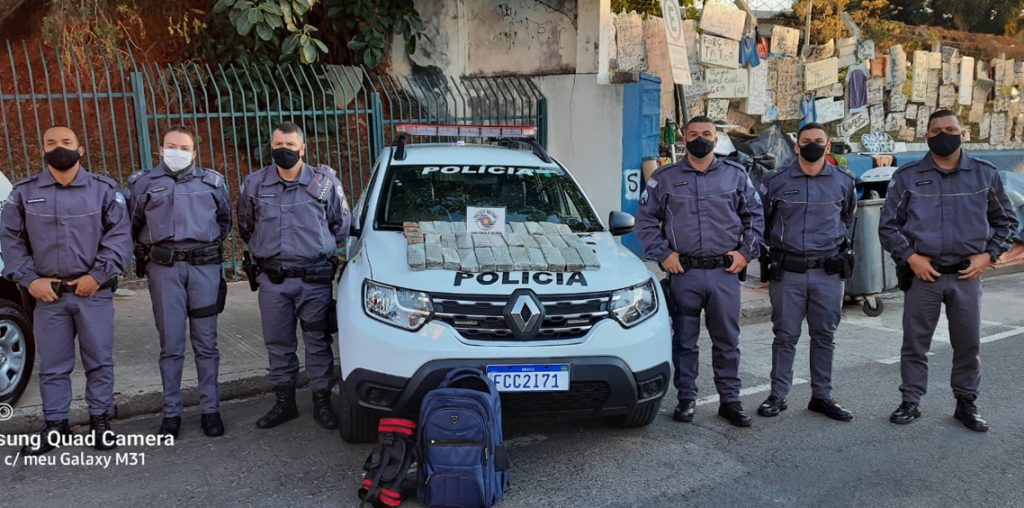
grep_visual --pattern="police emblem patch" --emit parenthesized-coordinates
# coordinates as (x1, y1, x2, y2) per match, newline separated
(114, 192, 126, 205)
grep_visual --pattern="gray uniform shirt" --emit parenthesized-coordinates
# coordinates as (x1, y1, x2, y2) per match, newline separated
(237, 163, 351, 267)
(879, 152, 1018, 265)
(125, 163, 232, 247)
(761, 162, 857, 257)
(635, 157, 765, 262)
(1, 167, 133, 286)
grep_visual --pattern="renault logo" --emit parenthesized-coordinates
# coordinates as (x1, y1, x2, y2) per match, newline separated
(503, 289, 544, 338)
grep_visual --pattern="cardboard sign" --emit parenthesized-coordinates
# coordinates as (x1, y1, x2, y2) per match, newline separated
(741, 64, 768, 115)
(969, 79, 994, 123)
(861, 132, 896, 153)
(838, 111, 869, 138)
(916, 107, 930, 138)
(699, 34, 740, 68)
(858, 40, 876, 62)
(661, 0, 693, 86)
(991, 112, 1007, 145)
(467, 207, 506, 235)
(870, 105, 886, 133)
(885, 113, 904, 132)
(867, 78, 884, 106)
(804, 57, 839, 91)
(959, 56, 975, 105)
(925, 69, 940, 107)
(890, 93, 908, 112)
(911, 50, 929, 102)
(897, 126, 916, 142)
(815, 98, 845, 124)
(769, 57, 802, 120)
(770, 25, 801, 57)
(939, 84, 956, 109)
(980, 113, 991, 140)
(707, 99, 730, 122)
(615, 13, 645, 72)
(699, 1, 746, 41)
(889, 45, 907, 89)
(806, 39, 836, 61)
(927, 51, 941, 69)
(837, 37, 857, 68)
(706, 67, 750, 98)
(905, 104, 919, 120)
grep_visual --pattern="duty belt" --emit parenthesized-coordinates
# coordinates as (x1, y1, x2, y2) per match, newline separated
(49, 276, 118, 296)
(775, 251, 830, 272)
(932, 259, 970, 275)
(680, 254, 732, 270)
(259, 257, 338, 285)
(147, 243, 223, 266)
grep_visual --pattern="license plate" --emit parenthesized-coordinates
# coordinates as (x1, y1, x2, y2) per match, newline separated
(486, 364, 570, 392)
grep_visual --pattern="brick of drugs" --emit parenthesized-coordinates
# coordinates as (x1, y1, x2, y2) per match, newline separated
(475, 247, 497, 272)
(541, 245, 566, 272)
(560, 246, 584, 271)
(442, 247, 461, 271)
(407, 244, 426, 271)
(425, 241, 444, 270)
(527, 248, 548, 271)
(459, 249, 480, 272)
(576, 245, 601, 270)
(419, 221, 437, 234)
(434, 221, 453, 236)
(492, 245, 514, 272)
(525, 222, 545, 235)
(509, 246, 531, 271)
(441, 234, 457, 250)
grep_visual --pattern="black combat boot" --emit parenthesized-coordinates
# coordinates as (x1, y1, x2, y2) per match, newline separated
(718, 401, 753, 427)
(757, 395, 788, 417)
(954, 395, 989, 432)
(21, 420, 70, 456)
(256, 383, 298, 429)
(673, 399, 696, 422)
(158, 416, 181, 438)
(201, 412, 225, 437)
(90, 413, 118, 451)
(312, 390, 339, 430)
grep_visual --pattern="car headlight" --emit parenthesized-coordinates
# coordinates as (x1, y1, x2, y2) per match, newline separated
(363, 280, 433, 331)
(610, 279, 658, 328)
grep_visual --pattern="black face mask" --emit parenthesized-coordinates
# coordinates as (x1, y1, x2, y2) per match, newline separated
(927, 131, 962, 157)
(799, 142, 827, 163)
(43, 146, 82, 171)
(272, 147, 301, 169)
(686, 136, 715, 158)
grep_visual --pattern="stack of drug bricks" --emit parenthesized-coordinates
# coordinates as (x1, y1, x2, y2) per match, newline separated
(404, 221, 602, 272)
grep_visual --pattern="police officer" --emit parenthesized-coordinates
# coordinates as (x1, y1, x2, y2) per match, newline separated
(880, 110, 1018, 431)
(636, 116, 765, 427)
(757, 122, 856, 422)
(237, 121, 351, 430)
(126, 126, 232, 438)
(1, 126, 133, 455)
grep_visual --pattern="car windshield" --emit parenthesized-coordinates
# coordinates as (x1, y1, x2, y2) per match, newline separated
(376, 164, 603, 232)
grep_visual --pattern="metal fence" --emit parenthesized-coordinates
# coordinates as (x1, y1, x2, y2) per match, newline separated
(0, 41, 547, 277)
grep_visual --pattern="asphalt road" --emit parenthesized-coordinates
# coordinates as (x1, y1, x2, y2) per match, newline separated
(2, 273, 1023, 507)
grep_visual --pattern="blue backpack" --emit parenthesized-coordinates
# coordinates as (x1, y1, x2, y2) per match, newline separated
(418, 368, 510, 508)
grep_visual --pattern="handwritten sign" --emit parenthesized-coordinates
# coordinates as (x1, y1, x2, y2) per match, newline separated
(806, 39, 835, 61)
(804, 57, 839, 91)
(815, 98, 845, 123)
(699, 34, 740, 68)
(867, 78, 884, 106)
(897, 126, 916, 142)
(938, 84, 956, 109)
(838, 111, 869, 139)
(615, 13, 645, 71)
(837, 37, 856, 68)
(770, 25, 801, 57)
(885, 113, 904, 132)
(889, 45, 907, 88)
(699, 1, 746, 41)
(707, 99, 730, 122)
(858, 40, 876, 61)
(870, 105, 886, 133)
(905, 104, 919, 120)
(959, 56, 975, 105)
(770, 57, 802, 120)
(969, 79, 994, 123)
(861, 132, 896, 153)
(890, 93, 908, 112)
(925, 70, 940, 107)
(991, 112, 1007, 145)
(941, 62, 954, 85)
(911, 50, 928, 102)
(916, 107, 930, 138)
(662, 0, 693, 85)
(980, 113, 991, 140)
(741, 64, 768, 115)
(927, 51, 941, 69)
(706, 68, 749, 98)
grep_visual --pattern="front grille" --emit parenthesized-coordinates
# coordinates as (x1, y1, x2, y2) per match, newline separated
(499, 381, 611, 413)
(430, 291, 611, 341)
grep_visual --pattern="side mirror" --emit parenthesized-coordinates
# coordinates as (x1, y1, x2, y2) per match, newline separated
(608, 211, 635, 236)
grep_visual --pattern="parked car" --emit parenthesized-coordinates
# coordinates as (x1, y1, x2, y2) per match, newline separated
(336, 124, 671, 443)
(0, 170, 35, 404)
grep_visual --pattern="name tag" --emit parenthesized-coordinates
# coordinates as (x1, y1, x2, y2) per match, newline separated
(784, 189, 800, 195)
(150, 186, 168, 193)
(26, 198, 46, 204)
(260, 193, 276, 198)
(674, 181, 689, 186)
(916, 180, 933, 186)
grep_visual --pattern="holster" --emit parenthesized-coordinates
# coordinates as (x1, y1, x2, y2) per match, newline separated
(759, 251, 772, 283)
(897, 262, 914, 291)
(188, 276, 227, 318)
(242, 251, 260, 291)
(134, 244, 149, 278)
(660, 278, 678, 316)
(823, 251, 854, 279)
(302, 258, 339, 285)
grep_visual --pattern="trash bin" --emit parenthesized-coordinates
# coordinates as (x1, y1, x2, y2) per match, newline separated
(846, 166, 899, 316)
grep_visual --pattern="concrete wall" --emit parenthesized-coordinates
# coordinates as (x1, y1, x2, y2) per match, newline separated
(535, 74, 624, 222)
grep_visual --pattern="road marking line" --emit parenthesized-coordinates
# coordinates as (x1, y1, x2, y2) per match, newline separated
(694, 378, 808, 406)
(875, 327, 1024, 364)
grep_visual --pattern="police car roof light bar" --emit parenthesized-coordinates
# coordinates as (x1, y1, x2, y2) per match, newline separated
(395, 123, 538, 138)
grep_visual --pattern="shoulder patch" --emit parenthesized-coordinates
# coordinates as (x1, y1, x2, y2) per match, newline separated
(306, 171, 332, 202)
(127, 169, 148, 185)
(646, 178, 658, 189)
(201, 169, 224, 188)
(114, 191, 126, 205)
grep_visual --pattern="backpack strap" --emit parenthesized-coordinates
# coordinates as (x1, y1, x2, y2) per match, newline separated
(440, 367, 499, 397)
(359, 418, 417, 508)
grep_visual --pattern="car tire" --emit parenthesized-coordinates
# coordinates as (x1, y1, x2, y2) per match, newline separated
(338, 380, 381, 444)
(611, 399, 660, 428)
(0, 298, 34, 404)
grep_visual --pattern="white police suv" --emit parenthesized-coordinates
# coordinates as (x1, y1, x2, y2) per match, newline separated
(337, 124, 670, 442)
